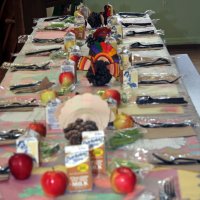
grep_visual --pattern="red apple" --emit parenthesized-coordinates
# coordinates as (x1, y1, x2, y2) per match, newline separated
(113, 113, 134, 129)
(40, 89, 56, 104)
(28, 122, 46, 137)
(9, 153, 33, 180)
(41, 170, 68, 197)
(110, 166, 137, 194)
(59, 72, 74, 87)
(102, 89, 121, 105)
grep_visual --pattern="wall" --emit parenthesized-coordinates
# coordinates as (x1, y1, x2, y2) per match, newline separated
(86, 0, 200, 45)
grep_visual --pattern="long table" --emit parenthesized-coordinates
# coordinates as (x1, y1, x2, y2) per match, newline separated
(0, 13, 200, 200)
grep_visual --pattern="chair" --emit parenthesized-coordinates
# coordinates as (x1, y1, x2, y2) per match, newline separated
(0, 0, 46, 66)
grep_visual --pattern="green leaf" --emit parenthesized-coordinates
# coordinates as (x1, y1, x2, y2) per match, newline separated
(19, 185, 43, 198)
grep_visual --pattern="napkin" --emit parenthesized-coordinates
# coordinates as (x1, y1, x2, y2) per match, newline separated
(119, 104, 184, 115)
(10, 77, 54, 94)
(34, 30, 67, 39)
(144, 127, 196, 139)
(178, 170, 200, 200)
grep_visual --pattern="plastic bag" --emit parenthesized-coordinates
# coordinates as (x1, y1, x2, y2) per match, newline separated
(106, 127, 146, 150)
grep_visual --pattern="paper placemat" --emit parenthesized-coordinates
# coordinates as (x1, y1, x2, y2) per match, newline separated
(119, 104, 184, 115)
(178, 170, 200, 199)
(145, 126, 196, 139)
(34, 30, 67, 39)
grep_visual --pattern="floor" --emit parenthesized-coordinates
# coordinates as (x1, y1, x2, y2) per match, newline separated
(0, 69, 7, 83)
(0, 45, 200, 83)
(167, 45, 200, 74)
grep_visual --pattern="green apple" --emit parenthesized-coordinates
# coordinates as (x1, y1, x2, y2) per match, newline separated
(40, 90, 56, 104)
(113, 113, 134, 129)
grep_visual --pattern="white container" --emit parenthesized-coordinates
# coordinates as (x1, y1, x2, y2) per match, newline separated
(16, 129, 40, 166)
(64, 32, 76, 51)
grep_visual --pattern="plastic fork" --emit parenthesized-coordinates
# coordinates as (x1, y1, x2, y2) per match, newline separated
(130, 42, 163, 49)
(164, 179, 176, 199)
(0, 129, 25, 140)
(122, 22, 152, 27)
(9, 81, 41, 91)
(134, 57, 170, 68)
(119, 12, 146, 17)
(139, 76, 181, 84)
(43, 15, 70, 22)
(0, 166, 9, 174)
(0, 166, 10, 182)
(159, 178, 176, 200)
(10, 61, 50, 71)
(25, 47, 61, 56)
(33, 38, 63, 44)
(133, 120, 195, 128)
(136, 96, 188, 105)
(126, 30, 155, 36)
(152, 153, 200, 165)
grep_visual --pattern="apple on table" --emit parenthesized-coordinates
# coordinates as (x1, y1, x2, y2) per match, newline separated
(8, 153, 33, 180)
(110, 166, 137, 194)
(102, 89, 121, 105)
(59, 72, 75, 87)
(28, 121, 46, 137)
(40, 89, 57, 104)
(113, 113, 134, 129)
(41, 170, 68, 197)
